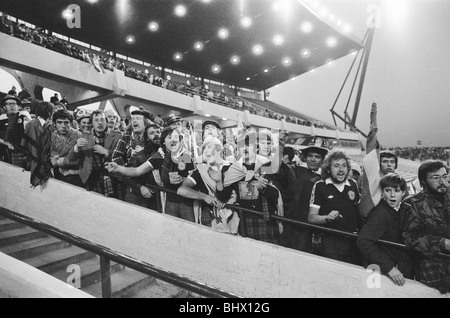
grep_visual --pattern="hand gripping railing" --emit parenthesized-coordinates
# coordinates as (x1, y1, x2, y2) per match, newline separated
(146, 183, 450, 261)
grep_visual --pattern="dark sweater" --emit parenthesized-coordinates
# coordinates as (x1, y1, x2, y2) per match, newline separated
(357, 200, 413, 277)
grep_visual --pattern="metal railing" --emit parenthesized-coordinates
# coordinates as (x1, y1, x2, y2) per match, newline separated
(1, 175, 450, 298)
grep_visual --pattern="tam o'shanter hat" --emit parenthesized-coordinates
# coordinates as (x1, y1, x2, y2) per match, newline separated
(131, 109, 153, 121)
(74, 108, 93, 122)
(2, 94, 20, 107)
(301, 137, 329, 157)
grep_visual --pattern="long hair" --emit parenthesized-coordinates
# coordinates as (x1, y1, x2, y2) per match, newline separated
(321, 150, 351, 180)
(36, 102, 54, 120)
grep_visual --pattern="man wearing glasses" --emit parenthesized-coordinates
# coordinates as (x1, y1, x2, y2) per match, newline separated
(0, 95, 31, 168)
(402, 160, 450, 294)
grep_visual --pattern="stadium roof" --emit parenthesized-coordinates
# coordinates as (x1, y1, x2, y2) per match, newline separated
(0, 0, 364, 91)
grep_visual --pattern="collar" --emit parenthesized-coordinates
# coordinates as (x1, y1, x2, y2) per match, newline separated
(325, 178, 351, 187)
(423, 189, 448, 208)
(37, 117, 46, 126)
(94, 130, 108, 138)
(237, 155, 271, 172)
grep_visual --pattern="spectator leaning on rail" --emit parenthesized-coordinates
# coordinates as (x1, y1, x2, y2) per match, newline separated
(106, 127, 196, 221)
(258, 129, 297, 241)
(282, 137, 328, 252)
(177, 136, 231, 227)
(308, 150, 361, 265)
(401, 160, 450, 294)
(111, 109, 153, 202)
(67, 110, 122, 196)
(49, 109, 82, 187)
(217, 130, 280, 244)
(357, 173, 413, 286)
(137, 123, 165, 211)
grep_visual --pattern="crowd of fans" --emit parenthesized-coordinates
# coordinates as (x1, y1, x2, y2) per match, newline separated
(0, 12, 328, 131)
(391, 147, 450, 164)
(1, 13, 449, 295)
(1, 88, 450, 294)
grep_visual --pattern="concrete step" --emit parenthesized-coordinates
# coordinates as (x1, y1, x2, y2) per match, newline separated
(0, 237, 69, 260)
(0, 227, 48, 247)
(52, 256, 124, 289)
(82, 267, 156, 298)
(130, 279, 203, 298)
(23, 246, 96, 274)
(0, 219, 26, 232)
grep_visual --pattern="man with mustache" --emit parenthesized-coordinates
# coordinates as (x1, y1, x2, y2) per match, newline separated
(308, 150, 361, 265)
(402, 160, 450, 294)
(68, 110, 122, 196)
(111, 109, 153, 203)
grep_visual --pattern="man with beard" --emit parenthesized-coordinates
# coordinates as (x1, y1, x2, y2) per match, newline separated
(68, 110, 122, 196)
(111, 109, 153, 202)
(308, 150, 361, 265)
(106, 127, 196, 220)
(402, 161, 450, 294)
(129, 123, 163, 210)
(282, 137, 328, 252)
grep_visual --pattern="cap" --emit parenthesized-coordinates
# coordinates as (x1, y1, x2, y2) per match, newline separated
(202, 120, 221, 131)
(74, 108, 93, 122)
(301, 137, 329, 157)
(2, 94, 20, 107)
(131, 109, 153, 121)
(165, 114, 182, 127)
(21, 98, 32, 105)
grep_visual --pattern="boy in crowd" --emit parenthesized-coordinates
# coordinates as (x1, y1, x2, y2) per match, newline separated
(357, 173, 413, 286)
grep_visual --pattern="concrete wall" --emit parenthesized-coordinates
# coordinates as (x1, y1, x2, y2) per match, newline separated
(0, 163, 444, 298)
(0, 252, 92, 298)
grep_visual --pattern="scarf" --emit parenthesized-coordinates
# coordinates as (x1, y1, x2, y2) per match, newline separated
(223, 155, 270, 187)
(21, 119, 52, 187)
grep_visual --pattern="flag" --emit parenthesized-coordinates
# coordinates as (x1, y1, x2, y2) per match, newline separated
(359, 102, 382, 221)
(236, 113, 245, 136)
(87, 54, 105, 73)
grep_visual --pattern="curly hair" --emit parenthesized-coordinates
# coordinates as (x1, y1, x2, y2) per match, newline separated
(321, 150, 351, 180)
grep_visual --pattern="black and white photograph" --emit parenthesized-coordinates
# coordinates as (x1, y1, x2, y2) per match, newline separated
(0, 0, 449, 301)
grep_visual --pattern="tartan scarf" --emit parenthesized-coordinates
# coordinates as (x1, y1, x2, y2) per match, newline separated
(92, 131, 107, 170)
(126, 132, 145, 159)
(22, 119, 52, 187)
(92, 131, 114, 197)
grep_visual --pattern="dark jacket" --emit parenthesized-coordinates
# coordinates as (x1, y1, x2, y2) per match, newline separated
(401, 190, 450, 293)
(357, 200, 413, 277)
